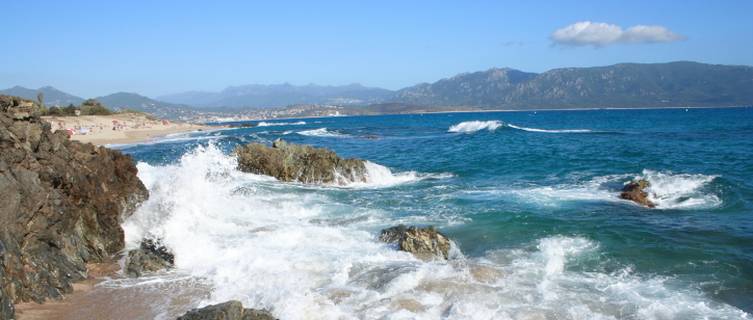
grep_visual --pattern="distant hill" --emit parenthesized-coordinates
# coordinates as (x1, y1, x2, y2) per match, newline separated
(0, 86, 84, 106)
(159, 83, 394, 108)
(393, 62, 753, 108)
(94, 92, 196, 120)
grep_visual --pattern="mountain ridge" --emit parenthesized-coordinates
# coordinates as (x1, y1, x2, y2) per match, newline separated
(0, 86, 85, 106)
(3, 61, 752, 116)
(158, 83, 393, 108)
(394, 61, 753, 108)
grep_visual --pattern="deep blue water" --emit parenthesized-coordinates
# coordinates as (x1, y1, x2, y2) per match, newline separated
(119, 107, 753, 318)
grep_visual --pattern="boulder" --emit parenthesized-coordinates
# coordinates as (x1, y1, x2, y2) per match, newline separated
(235, 139, 367, 185)
(0, 95, 149, 319)
(620, 179, 656, 208)
(177, 300, 277, 320)
(126, 238, 175, 277)
(379, 225, 451, 260)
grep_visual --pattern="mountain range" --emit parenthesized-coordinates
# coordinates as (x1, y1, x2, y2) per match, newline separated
(395, 61, 753, 108)
(3, 61, 752, 118)
(157, 83, 393, 108)
(0, 86, 84, 106)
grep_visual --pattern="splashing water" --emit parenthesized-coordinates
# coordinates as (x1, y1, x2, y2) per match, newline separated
(448, 120, 503, 133)
(119, 144, 749, 319)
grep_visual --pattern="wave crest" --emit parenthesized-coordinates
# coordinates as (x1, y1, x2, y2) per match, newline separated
(257, 121, 306, 127)
(298, 128, 350, 137)
(638, 169, 720, 209)
(448, 120, 503, 133)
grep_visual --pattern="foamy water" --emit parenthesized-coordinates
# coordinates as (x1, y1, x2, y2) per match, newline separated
(257, 121, 307, 127)
(298, 128, 350, 137)
(448, 121, 503, 133)
(471, 171, 721, 210)
(118, 145, 748, 319)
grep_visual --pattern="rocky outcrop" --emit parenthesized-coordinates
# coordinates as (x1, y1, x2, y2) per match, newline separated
(235, 139, 367, 185)
(126, 238, 175, 277)
(0, 95, 148, 319)
(620, 179, 656, 208)
(177, 300, 277, 320)
(379, 225, 451, 260)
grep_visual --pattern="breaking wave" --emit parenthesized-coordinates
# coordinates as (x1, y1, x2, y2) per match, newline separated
(637, 169, 721, 209)
(340, 161, 453, 189)
(298, 128, 350, 137)
(257, 121, 306, 127)
(488, 170, 721, 210)
(118, 145, 748, 319)
(507, 123, 592, 133)
(448, 120, 503, 133)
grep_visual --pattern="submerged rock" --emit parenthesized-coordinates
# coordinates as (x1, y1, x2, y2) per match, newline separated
(126, 238, 175, 277)
(620, 179, 656, 208)
(235, 139, 367, 185)
(177, 300, 277, 320)
(0, 95, 149, 319)
(379, 225, 451, 260)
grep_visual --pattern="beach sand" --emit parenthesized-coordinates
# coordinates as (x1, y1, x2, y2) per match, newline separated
(14, 261, 210, 320)
(43, 113, 213, 146)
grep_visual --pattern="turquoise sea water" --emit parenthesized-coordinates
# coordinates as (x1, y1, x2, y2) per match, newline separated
(117, 107, 753, 319)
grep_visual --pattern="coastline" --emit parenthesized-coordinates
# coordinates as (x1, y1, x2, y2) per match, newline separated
(206, 104, 752, 124)
(43, 113, 215, 146)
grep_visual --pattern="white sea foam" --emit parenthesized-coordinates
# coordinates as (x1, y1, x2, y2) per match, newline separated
(339, 161, 452, 189)
(448, 120, 503, 133)
(297, 128, 350, 137)
(491, 170, 720, 210)
(121, 147, 747, 319)
(637, 169, 721, 209)
(507, 123, 592, 133)
(257, 121, 306, 127)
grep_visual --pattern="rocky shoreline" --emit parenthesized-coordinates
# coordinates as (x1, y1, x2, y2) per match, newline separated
(0, 95, 148, 319)
(1, 94, 662, 319)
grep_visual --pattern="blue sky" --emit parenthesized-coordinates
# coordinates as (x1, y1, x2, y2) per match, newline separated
(2, 0, 752, 97)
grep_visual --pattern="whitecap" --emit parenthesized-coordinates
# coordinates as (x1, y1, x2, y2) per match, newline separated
(448, 120, 503, 133)
(482, 170, 721, 210)
(257, 121, 306, 127)
(297, 128, 350, 137)
(637, 169, 721, 209)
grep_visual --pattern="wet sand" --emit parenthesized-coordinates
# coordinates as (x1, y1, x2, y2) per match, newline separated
(15, 262, 211, 320)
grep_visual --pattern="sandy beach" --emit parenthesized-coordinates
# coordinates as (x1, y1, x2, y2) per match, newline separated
(43, 113, 213, 146)
(14, 262, 210, 320)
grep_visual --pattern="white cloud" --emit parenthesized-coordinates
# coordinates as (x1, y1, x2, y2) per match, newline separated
(551, 21, 684, 47)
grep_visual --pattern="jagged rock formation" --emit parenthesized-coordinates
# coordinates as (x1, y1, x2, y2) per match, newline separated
(235, 139, 367, 185)
(0, 95, 148, 319)
(126, 238, 175, 277)
(177, 300, 277, 320)
(620, 179, 656, 208)
(379, 225, 451, 260)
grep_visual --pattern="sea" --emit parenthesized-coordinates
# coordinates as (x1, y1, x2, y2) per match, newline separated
(90, 108, 753, 319)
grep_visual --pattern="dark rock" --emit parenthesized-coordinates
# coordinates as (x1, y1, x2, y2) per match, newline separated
(235, 139, 367, 185)
(0, 95, 149, 319)
(126, 238, 175, 277)
(177, 300, 277, 320)
(379, 225, 451, 260)
(620, 179, 656, 208)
